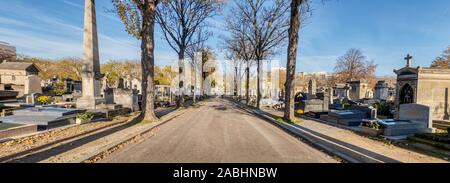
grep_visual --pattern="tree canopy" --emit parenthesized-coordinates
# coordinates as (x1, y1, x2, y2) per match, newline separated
(333, 48, 377, 87)
(431, 46, 450, 69)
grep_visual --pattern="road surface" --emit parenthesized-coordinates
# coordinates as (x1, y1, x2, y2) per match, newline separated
(101, 98, 338, 163)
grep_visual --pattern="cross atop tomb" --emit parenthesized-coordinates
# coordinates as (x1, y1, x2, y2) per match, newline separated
(404, 54, 413, 67)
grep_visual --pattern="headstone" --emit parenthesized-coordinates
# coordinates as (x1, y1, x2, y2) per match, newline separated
(131, 78, 142, 94)
(375, 81, 389, 100)
(328, 87, 334, 105)
(323, 89, 330, 111)
(113, 89, 139, 112)
(334, 84, 350, 99)
(24, 75, 42, 95)
(349, 105, 377, 119)
(76, 0, 105, 109)
(399, 103, 433, 129)
(308, 79, 316, 98)
(117, 78, 125, 89)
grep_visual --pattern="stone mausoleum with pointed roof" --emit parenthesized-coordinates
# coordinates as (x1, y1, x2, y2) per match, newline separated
(394, 54, 450, 121)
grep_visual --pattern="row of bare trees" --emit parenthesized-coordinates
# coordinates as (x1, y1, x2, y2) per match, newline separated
(111, 0, 313, 122)
(223, 0, 310, 121)
(112, 0, 222, 121)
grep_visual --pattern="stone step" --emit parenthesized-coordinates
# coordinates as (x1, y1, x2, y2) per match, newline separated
(433, 124, 450, 130)
(433, 120, 450, 130)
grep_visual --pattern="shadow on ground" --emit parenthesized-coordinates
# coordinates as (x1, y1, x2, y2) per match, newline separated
(227, 98, 402, 163)
(0, 108, 176, 163)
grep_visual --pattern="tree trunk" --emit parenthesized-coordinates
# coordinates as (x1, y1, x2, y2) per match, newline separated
(284, 0, 302, 121)
(234, 66, 238, 97)
(256, 58, 261, 109)
(177, 49, 185, 107)
(193, 63, 197, 104)
(245, 66, 250, 105)
(140, 1, 158, 121)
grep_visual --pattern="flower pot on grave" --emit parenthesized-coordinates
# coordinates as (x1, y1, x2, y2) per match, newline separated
(361, 126, 384, 137)
(76, 118, 91, 124)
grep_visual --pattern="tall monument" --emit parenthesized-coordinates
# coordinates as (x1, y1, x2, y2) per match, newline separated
(77, 0, 105, 109)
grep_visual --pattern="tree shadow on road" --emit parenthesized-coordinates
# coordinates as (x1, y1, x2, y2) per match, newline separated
(233, 102, 402, 163)
(0, 108, 177, 163)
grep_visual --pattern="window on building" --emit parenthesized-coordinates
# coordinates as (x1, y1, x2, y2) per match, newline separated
(11, 75, 15, 81)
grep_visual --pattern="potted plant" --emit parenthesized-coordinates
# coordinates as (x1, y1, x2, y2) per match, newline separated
(36, 96, 51, 106)
(361, 120, 385, 137)
(53, 89, 66, 96)
(76, 113, 94, 124)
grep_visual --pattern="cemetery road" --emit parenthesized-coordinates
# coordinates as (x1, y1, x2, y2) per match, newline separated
(100, 98, 338, 163)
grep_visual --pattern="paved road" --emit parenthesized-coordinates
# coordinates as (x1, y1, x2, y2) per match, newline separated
(101, 98, 338, 163)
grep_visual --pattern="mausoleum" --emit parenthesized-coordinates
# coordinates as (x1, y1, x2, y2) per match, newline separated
(394, 54, 450, 121)
(0, 62, 42, 98)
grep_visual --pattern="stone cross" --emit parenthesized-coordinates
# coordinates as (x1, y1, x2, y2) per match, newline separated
(308, 79, 316, 95)
(77, 0, 105, 109)
(405, 54, 413, 67)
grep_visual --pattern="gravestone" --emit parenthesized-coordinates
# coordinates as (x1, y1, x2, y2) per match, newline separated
(323, 89, 330, 111)
(399, 103, 432, 129)
(307, 79, 316, 99)
(381, 103, 434, 136)
(301, 99, 325, 113)
(76, 0, 105, 109)
(375, 80, 389, 100)
(24, 75, 42, 95)
(113, 89, 139, 112)
(334, 84, 350, 99)
(328, 87, 334, 105)
(116, 78, 125, 89)
(349, 105, 377, 119)
(25, 93, 42, 105)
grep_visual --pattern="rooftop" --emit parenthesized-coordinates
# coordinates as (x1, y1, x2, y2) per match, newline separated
(0, 62, 40, 72)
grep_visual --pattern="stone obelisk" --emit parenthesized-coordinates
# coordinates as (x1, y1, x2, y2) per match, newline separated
(77, 0, 105, 109)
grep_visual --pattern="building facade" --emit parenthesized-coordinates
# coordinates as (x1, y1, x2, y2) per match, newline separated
(394, 54, 450, 121)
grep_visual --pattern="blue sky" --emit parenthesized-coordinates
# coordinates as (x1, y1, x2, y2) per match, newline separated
(0, 0, 449, 76)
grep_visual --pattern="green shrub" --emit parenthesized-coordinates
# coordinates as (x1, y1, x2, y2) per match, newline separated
(54, 89, 66, 96)
(77, 113, 94, 120)
(362, 120, 384, 130)
(373, 101, 392, 117)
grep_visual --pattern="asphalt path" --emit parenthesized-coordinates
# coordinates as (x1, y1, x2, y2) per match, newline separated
(101, 98, 338, 163)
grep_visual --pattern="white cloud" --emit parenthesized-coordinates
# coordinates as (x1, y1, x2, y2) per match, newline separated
(0, 1, 140, 62)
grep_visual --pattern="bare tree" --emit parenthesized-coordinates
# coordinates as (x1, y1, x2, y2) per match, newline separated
(233, 0, 290, 108)
(223, 13, 256, 104)
(112, 0, 159, 121)
(186, 28, 211, 103)
(155, 0, 223, 106)
(284, 0, 310, 121)
(200, 48, 216, 96)
(333, 48, 378, 87)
